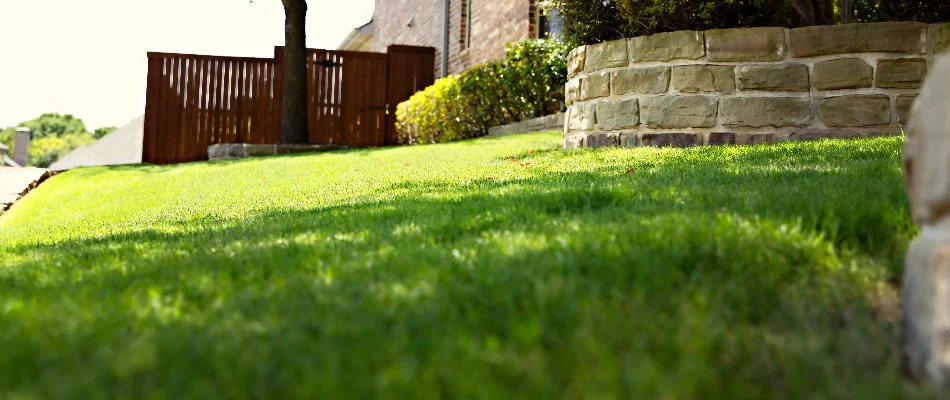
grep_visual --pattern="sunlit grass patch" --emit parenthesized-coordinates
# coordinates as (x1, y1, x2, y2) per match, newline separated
(0, 132, 930, 398)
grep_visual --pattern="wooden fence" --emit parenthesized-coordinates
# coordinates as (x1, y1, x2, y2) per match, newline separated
(143, 46, 435, 164)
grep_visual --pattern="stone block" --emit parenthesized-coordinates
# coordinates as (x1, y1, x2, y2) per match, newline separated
(276, 144, 337, 155)
(671, 65, 735, 94)
(736, 133, 774, 145)
(565, 78, 581, 105)
(581, 72, 611, 100)
(596, 99, 640, 131)
(736, 64, 810, 92)
(790, 22, 928, 57)
(487, 121, 524, 136)
(818, 95, 891, 127)
(897, 95, 917, 124)
(814, 58, 873, 90)
(612, 66, 671, 95)
(585, 39, 628, 72)
(567, 103, 597, 131)
(585, 132, 620, 148)
(876, 58, 928, 89)
(934, 23, 950, 54)
(707, 132, 736, 145)
(786, 131, 836, 142)
(720, 97, 812, 127)
(641, 133, 699, 147)
(620, 132, 640, 148)
(488, 124, 510, 136)
(629, 30, 704, 62)
(245, 144, 278, 157)
(207, 144, 230, 160)
(567, 46, 586, 78)
(564, 134, 585, 149)
(706, 27, 787, 62)
(527, 116, 547, 131)
(641, 96, 718, 129)
(552, 113, 566, 129)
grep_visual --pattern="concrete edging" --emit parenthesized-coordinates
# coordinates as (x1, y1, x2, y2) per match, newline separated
(488, 113, 565, 136)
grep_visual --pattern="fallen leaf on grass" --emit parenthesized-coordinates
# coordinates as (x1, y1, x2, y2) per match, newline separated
(626, 168, 636, 174)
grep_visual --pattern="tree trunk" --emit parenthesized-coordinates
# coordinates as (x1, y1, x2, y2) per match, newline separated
(280, 0, 309, 144)
(792, 0, 835, 25)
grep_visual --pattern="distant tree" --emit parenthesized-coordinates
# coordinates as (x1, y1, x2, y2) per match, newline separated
(2, 113, 97, 167)
(93, 126, 117, 139)
(19, 113, 87, 139)
(280, 0, 309, 144)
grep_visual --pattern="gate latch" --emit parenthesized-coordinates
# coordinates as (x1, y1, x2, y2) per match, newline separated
(319, 59, 340, 68)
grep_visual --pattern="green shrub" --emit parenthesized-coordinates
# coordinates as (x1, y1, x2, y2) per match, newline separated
(547, 0, 799, 46)
(396, 39, 568, 144)
(548, 0, 950, 46)
(844, 0, 950, 24)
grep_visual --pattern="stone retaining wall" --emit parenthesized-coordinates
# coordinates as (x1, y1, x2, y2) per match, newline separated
(488, 113, 565, 136)
(564, 22, 950, 149)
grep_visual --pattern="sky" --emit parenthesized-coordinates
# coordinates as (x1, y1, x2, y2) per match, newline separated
(0, 0, 375, 130)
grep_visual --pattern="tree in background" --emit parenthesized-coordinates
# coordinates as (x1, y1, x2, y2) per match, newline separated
(19, 113, 87, 139)
(93, 126, 117, 139)
(550, 0, 950, 46)
(0, 113, 111, 167)
(280, 0, 309, 144)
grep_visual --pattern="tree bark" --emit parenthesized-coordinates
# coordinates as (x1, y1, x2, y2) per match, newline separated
(280, 0, 309, 144)
(792, 0, 835, 25)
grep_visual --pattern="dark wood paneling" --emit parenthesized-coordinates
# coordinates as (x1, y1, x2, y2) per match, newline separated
(143, 46, 434, 164)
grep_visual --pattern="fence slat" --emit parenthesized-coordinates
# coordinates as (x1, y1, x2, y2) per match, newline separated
(142, 46, 433, 164)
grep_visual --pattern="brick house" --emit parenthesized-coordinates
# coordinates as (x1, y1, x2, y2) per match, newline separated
(339, 1, 562, 77)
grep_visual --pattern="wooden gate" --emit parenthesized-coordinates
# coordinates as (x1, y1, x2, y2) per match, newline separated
(303, 50, 389, 147)
(143, 45, 435, 164)
(385, 46, 437, 146)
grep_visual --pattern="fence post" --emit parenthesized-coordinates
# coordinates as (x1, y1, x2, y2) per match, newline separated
(14, 127, 31, 167)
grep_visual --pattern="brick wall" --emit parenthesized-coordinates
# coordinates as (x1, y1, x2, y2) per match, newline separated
(373, 0, 538, 77)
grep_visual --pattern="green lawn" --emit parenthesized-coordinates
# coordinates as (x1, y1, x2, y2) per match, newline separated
(0, 131, 930, 398)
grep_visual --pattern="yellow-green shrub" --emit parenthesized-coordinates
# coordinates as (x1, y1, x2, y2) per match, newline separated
(396, 39, 568, 144)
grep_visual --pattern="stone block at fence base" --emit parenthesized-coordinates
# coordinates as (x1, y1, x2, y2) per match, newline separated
(208, 143, 341, 161)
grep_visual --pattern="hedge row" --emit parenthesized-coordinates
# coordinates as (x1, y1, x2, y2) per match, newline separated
(395, 39, 568, 144)
(548, 0, 950, 46)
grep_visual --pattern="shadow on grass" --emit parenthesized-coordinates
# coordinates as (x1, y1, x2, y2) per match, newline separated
(0, 137, 925, 399)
